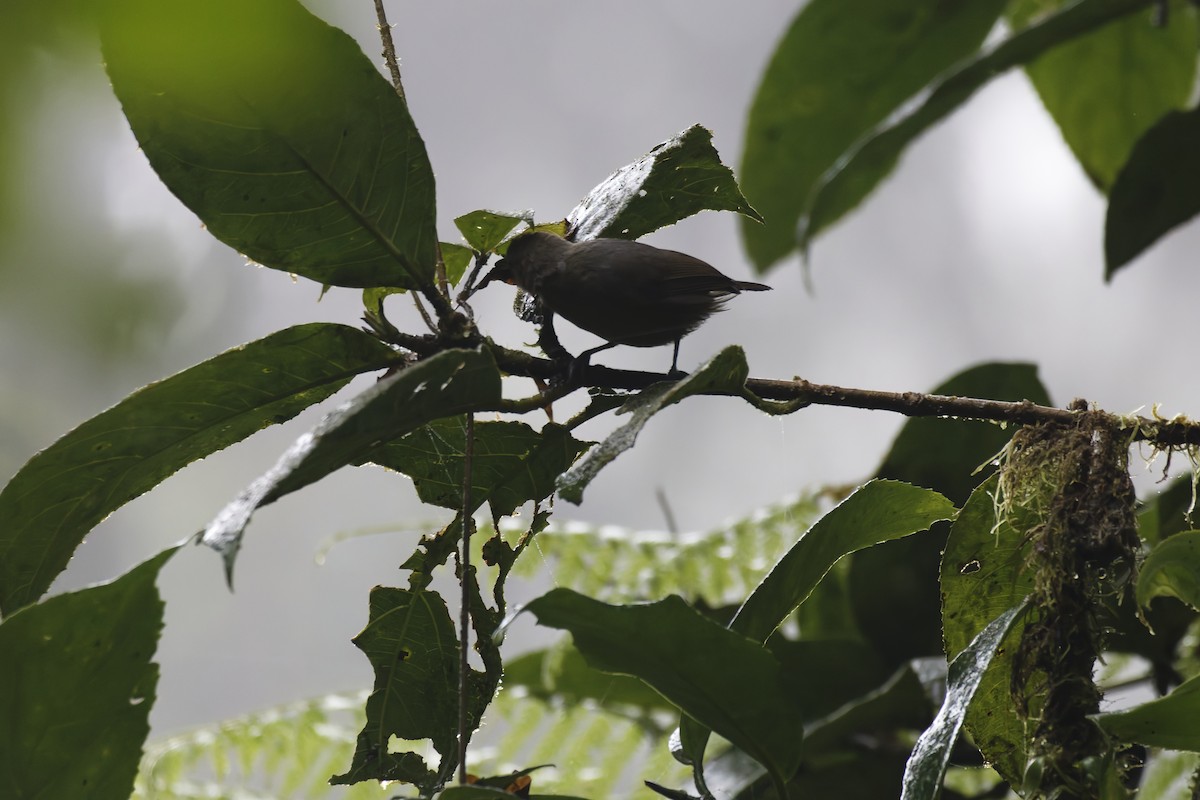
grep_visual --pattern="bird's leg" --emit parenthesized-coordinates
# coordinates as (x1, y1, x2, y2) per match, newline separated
(570, 341, 618, 384)
(667, 339, 687, 378)
(537, 311, 571, 363)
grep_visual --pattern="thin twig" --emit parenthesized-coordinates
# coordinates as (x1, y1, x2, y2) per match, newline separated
(372, 0, 406, 101)
(435, 242, 451, 304)
(370, 0, 463, 326)
(411, 293, 437, 334)
(457, 412, 475, 784)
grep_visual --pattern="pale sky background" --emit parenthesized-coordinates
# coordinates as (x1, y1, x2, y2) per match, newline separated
(3, 1, 1199, 740)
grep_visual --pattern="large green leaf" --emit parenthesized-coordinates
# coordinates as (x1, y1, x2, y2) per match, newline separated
(1106, 106, 1200, 278)
(1010, 0, 1197, 190)
(901, 604, 1026, 800)
(201, 348, 502, 583)
(740, 0, 1006, 270)
(0, 546, 177, 800)
(369, 418, 589, 524)
(678, 480, 953, 782)
(524, 589, 807, 789)
(802, 0, 1160, 251)
(0, 323, 394, 616)
(853, 362, 1049, 669)
(101, 0, 437, 289)
(1094, 672, 1200, 751)
(567, 125, 761, 242)
(940, 475, 1034, 786)
(732, 479, 956, 644)
(503, 644, 677, 713)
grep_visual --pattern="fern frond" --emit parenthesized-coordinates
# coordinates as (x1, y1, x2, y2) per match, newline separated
(509, 489, 830, 605)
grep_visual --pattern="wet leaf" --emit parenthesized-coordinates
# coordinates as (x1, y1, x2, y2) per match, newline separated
(201, 348, 501, 583)
(556, 347, 751, 504)
(940, 475, 1034, 786)
(901, 604, 1026, 799)
(567, 125, 761, 243)
(0, 323, 394, 615)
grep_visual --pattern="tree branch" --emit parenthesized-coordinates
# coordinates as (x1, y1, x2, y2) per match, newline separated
(370, 327, 1200, 449)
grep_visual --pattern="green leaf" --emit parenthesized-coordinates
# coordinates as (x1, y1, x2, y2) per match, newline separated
(504, 644, 677, 713)
(454, 210, 527, 253)
(0, 546, 177, 799)
(566, 125, 761, 242)
(437, 788, 592, 800)
(441, 242, 474, 286)
(1106, 106, 1200, 278)
(101, 0, 437, 289)
(1137, 531, 1200, 611)
(678, 480, 953, 779)
(1135, 750, 1200, 799)
(0, 323, 393, 616)
(802, 0, 1159, 251)
(556, 346, 752, 504)
(800, 659, 939, 756)
(369, 417, 590, 524)
(740, 0, 1006, 270)
(853, 362, 1048, 669)
(732, 479, 956, 644)
(1136, 473, 1196, 547)
(201, 348, 502, 583)
(901, 604, 1026, 800)
(1009, 0, 1197, 190)
(940, 475, 1034, 786)
(332, 587, 489, 790)
(1094, 672, 1200, 750)
(523, 589, 807, 788)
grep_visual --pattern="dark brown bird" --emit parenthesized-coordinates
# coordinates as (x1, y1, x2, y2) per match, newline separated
(482, 231, 770, 373)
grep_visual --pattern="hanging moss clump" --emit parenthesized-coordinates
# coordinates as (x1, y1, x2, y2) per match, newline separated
(995, 402, 1140, 799)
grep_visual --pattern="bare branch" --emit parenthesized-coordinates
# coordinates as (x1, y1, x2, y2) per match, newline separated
(372, 0, 405, 101)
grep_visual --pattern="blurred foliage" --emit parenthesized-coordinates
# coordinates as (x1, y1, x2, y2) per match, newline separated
(6, 2, 1200, 799)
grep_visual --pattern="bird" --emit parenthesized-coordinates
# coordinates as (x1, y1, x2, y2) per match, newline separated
(478, 231, 771, 374)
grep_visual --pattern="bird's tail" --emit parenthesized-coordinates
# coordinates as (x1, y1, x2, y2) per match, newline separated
(733, 280, 772, 292)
